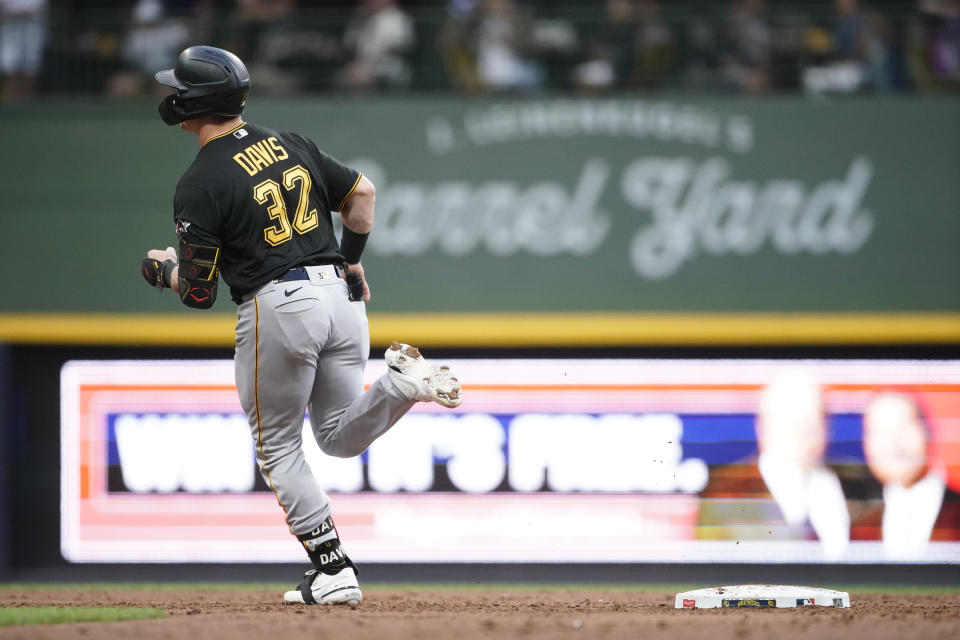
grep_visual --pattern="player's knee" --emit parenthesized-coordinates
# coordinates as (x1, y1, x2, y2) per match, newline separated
(317, 438, 365, 459)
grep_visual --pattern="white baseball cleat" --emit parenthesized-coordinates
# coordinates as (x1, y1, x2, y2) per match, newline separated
(282, 567, 362, 606)
(385, 341, 462, 408)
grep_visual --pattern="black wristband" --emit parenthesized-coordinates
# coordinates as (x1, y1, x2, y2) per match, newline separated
(340, 228, 369, 264)
(160, 258, 177, 288)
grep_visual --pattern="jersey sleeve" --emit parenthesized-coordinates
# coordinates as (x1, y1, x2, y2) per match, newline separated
(322, 152, 362, 212)
(173, 185, 222, 309)
(174, 184, 221, 243)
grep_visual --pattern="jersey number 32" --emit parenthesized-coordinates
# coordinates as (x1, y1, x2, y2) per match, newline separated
(253, 164, 319, 246)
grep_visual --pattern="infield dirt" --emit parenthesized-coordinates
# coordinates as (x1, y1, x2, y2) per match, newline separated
(1, 588, 957, 639)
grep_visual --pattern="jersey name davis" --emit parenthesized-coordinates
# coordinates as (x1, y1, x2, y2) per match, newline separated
(232, 135, 291, 176)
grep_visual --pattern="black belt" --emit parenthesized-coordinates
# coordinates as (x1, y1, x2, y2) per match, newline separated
(277, 267, 309, 283)
(276, 265, 343, 283)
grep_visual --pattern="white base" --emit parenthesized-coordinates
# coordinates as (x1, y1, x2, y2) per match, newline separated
(675, 585, 850, 609)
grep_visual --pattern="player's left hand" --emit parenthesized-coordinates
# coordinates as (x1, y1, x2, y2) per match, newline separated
(345, 262, 371, 302)
(147, 246, 177, 263)
(142, 246, 179, 291)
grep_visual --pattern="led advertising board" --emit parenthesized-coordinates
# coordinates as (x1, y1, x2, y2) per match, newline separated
(61, 359, 960, 563)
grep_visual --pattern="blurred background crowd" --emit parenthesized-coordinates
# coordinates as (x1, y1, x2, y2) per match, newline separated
(0, 0, 958, 99)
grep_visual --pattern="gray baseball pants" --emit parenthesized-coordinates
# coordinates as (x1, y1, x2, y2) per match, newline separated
(233, 264, 416, 536)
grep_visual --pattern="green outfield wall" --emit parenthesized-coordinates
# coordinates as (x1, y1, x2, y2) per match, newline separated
(1, 97, 958, 345)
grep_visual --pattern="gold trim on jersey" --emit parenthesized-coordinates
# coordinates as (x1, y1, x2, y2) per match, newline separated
(203, 121, 248, 147)
(336, 173, 363, 212)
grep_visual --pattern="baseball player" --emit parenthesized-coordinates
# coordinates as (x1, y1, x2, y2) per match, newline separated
(140, 46, 462, 606)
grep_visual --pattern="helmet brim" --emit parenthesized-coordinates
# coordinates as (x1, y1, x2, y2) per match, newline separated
(155, 69, 187, 90)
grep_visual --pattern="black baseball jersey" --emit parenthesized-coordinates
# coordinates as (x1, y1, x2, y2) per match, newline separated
(173, 121, 361, 304)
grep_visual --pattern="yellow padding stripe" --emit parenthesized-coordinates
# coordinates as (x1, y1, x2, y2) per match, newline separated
(1, 312, 959, 346)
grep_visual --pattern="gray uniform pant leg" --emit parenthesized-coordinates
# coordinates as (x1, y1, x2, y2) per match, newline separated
(234, 275, 415, 538)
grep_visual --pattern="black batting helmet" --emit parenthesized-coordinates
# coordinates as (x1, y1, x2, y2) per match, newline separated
(156, 46, 250, 125)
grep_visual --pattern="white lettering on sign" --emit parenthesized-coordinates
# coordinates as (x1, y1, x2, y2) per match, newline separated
(114, 414, 254, 492)
(358, 158, 610, 258)
(432, 413, 507, 493)
(452, 101, 743, 153)
(623, 157, 875, 279)
(113, 412, 707, 495)
(509, 413, 707, 493)
(352, 156, 874, 280)
(367, 414, 506, 493)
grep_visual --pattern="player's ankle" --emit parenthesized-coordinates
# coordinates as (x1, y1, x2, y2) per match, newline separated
(297, 516, 355, 575)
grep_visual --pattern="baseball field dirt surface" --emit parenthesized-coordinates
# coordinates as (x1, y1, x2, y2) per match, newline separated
(1, 586, 957, 639)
